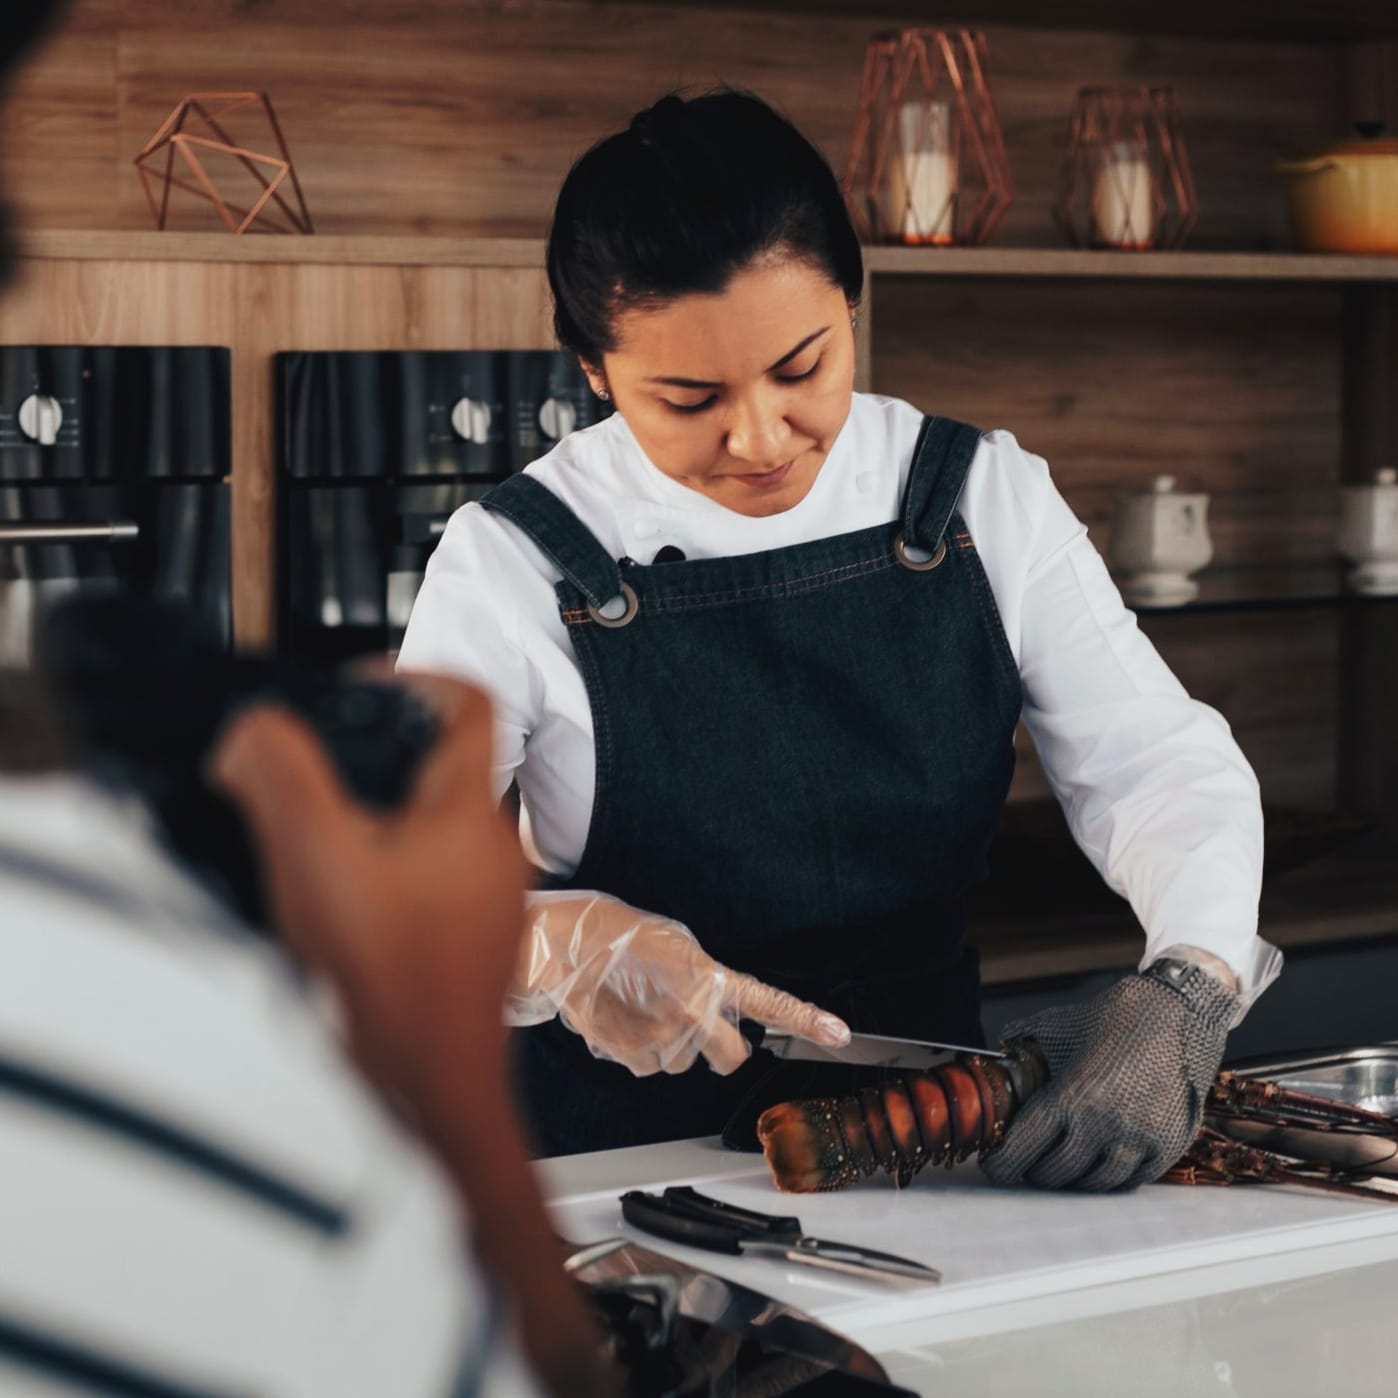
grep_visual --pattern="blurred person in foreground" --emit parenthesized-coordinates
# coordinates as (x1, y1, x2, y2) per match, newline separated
(0, 8, 609, 1396)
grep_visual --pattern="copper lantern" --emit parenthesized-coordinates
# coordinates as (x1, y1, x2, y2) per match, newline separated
(1056, 86, 1198, 250)
(845, 29, 1013, 248)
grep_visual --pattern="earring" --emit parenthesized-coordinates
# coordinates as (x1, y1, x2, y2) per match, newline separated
(850, 315, 860, 330)
(597, 386, 612, 402)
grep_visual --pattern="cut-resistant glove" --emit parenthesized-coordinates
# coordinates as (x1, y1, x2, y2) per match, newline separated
(506, 890, 850, 1078)
(981, 959, 1239, 1191)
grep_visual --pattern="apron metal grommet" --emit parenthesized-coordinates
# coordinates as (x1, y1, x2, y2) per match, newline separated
(893, 532, 947, 572)
(588, 581, 639, 628)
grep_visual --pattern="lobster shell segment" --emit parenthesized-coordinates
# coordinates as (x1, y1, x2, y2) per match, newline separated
(756, 1046, 1045, 1194)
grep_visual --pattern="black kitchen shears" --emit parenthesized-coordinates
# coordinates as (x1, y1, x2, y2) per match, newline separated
(619, 1185, 941, 1285)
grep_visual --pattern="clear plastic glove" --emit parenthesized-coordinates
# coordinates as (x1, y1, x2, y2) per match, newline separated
(508, 890, 851, 1077)
(981, 960, 1239, 1192)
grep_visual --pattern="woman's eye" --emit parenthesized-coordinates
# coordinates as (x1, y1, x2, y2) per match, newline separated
(664, 396, 718, 415)
(778, 359, 821, 383)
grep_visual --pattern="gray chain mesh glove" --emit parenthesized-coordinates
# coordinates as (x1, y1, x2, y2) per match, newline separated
(981, 961, 1240, 1192)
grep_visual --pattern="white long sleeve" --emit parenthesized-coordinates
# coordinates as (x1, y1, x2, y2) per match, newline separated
(398, 392, 1279, 1004)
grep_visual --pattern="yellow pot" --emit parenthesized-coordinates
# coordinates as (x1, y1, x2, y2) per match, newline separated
(1275, 139, 1398, 255)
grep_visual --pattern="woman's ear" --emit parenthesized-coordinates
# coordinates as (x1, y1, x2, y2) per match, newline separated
(580, 360, 610, 402)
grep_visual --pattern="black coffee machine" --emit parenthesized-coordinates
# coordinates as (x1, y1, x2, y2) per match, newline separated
(0, 346, 232, 666)
(277, 349, 609, 663)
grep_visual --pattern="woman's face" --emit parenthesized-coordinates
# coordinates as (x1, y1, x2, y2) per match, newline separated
(587, 255, 857, 518)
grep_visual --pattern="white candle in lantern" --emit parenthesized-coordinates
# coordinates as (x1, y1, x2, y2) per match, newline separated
(881, 100, 958, 244)
(1092, 140, 1155, 248)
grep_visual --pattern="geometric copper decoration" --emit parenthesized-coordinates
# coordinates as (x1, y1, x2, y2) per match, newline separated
(844, 29, 1013, 248)
(133, 92, 313, 235)
(1056, 86, 1198, 251)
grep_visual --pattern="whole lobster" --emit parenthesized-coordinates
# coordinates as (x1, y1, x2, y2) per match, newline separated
(756, 1043, 1398, 1201)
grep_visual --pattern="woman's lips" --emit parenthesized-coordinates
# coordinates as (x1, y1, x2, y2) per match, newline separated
(733, 459, 794, 489)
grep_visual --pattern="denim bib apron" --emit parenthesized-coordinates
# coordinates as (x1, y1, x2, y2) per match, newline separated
(482, 416, 1021, 1156)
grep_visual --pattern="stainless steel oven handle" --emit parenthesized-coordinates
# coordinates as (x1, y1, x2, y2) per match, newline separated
(0, 521, 141, 544)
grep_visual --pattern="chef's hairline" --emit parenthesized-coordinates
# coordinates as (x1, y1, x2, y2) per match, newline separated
(546, 88, 864, 366)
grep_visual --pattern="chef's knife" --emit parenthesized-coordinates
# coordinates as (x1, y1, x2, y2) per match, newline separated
(763, 1027, 1006, 1071)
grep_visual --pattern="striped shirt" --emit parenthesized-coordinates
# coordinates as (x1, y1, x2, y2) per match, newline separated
(0, 774, 541, 1398)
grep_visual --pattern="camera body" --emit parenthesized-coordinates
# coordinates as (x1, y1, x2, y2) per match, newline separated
(34, 593, 437, 929)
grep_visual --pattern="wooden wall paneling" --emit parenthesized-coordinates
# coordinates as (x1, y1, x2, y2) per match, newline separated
(870, 275, 1345, 810)
(228, 271, 275, 651)
(0, 27, 119, 231)
(104, 3, 886, 236)
(469, 266, 555, 347)
(1006, 609, 1342, 814)
(57, 0, 1398, 43)
(606, 0, 1398, 44)
(871, 277, 1342, 558)
(1145, 611, 1341, 810)
(235, 263, 480, 350)
(0, 255, 238, 343)
(2, 0, 1341, 250)
(80, 258, 240, 343)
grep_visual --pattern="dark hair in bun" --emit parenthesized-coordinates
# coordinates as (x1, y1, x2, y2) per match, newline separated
(547, 88, 863, 363)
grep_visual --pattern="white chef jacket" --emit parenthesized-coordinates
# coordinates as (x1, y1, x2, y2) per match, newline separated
(0, 773, 541, 1398)
(398, 391, 1281, 1008)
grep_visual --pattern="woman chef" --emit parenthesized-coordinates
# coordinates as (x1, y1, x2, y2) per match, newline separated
(398, 90, 1282, 1186)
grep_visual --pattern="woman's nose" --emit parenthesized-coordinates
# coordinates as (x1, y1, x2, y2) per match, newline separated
(725, 393, 791, 467)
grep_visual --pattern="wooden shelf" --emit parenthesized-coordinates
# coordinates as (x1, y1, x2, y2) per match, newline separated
(22, 232, 1398, 286)
(865, 246, 1398, 283)
(1131, 564, 1398, 616)
(605, 0, 1398, 43)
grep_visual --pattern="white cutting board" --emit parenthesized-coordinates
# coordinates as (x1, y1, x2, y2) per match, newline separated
(541, 1137, 1398, 1350)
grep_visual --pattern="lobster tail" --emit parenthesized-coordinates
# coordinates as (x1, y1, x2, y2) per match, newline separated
(758, 1046, 1398, 1204)
(756, 1045, 1047, 1194)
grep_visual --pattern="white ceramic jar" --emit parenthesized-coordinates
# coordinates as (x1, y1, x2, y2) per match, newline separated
(1108, 474, 1214, 605)
(1338, 467, 1398, 595)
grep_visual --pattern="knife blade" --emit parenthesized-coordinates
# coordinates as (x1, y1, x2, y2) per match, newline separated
(763, 1027, 1006, 1070)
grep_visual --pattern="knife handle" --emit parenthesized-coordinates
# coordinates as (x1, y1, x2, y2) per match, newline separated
(620, 1190, 746, 1255)
(661, 1186, 802, 1238)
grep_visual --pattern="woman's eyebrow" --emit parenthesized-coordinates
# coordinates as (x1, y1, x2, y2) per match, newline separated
(644, 326, 832, 389)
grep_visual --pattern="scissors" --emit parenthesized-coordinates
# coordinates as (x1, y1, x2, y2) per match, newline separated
(619, 1185, 941, 1285)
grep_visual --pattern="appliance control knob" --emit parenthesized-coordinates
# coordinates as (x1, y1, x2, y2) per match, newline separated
(17, 394, 64, 446)
(449, 397, 492, 445)
(538, 397, 577, 441)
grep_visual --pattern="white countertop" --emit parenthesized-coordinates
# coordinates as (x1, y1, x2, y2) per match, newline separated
(541, 1137, 1398, 1395)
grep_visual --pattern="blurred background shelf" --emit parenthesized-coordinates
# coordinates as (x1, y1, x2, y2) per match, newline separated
(1129, 563, 1398, 615)
(973, 810, 1397, 986)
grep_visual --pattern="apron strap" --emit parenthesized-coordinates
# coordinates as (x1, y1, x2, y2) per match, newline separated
(900, 415, 985, 551)
(480, 474, 624, 611)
